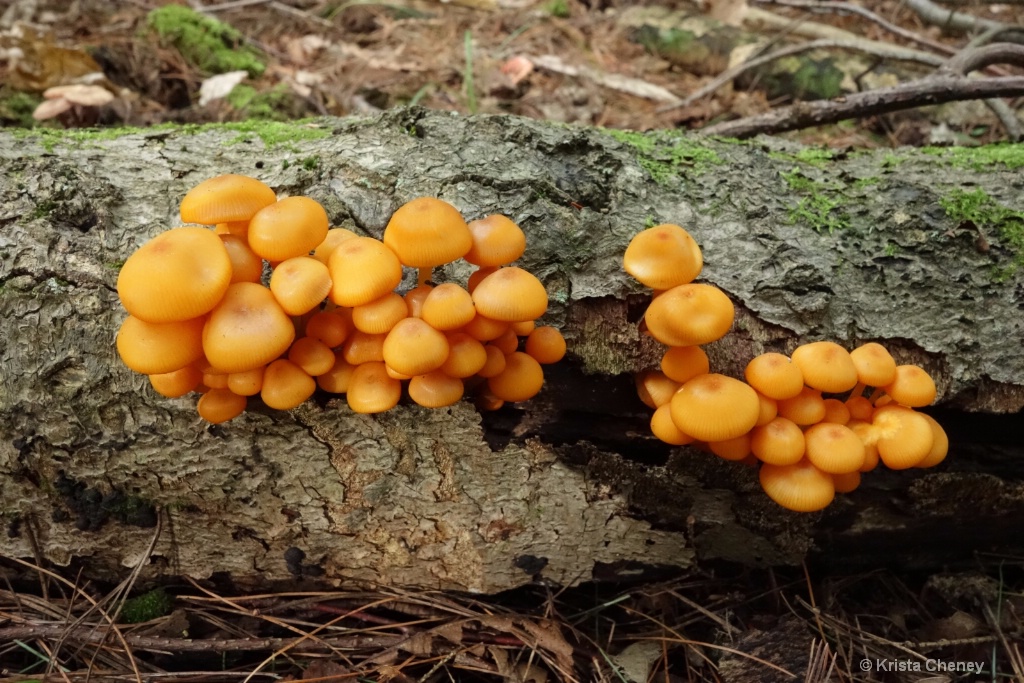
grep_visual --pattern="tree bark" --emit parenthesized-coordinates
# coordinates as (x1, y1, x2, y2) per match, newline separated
(1, 108, 1022, 592)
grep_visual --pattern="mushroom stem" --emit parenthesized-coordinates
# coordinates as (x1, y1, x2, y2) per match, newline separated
(849, 382, 866, 399)
(868, 386, 888, 405)
(417, 267, 433, 286)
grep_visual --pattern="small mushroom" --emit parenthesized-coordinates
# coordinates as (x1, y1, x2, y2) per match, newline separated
(524, 326, 566, 365)
(261, 359, 316, 410)
(440, 332, 489, 378)
(197, 388, 248, 424)
(487, 351, 545, 402)
(471, 267, 548, 322)
(352, 292, 409, 335)
(804, 423, 865, 474)
(643, 283, 734, 347)
(248, 196, 329, 262)
(269, 256, 332, 316)
(421, 283, 477, 331)
(33, 84, 115, 127)
(346, 361, 401, 413)
(791, 341, 858, 394)
(383, 196, 473, 284)
(669, 374, 759, 442)
(660, 345, 710, 384)
(464, 214, 527, 267)
(759, 459, 835, 512)
(408, 371, 464, 408)
(750, 417, 805, 466)
(202, 283, 295, 373)
(382, 318, 450, 377)
(328, 236, 403, 307)
(623, 224, 703, 290)
(180, 174, 277, 225)
(744, 353, 804, 400)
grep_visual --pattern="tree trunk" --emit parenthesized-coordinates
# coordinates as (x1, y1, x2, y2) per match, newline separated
(1, 108, 1022, 592)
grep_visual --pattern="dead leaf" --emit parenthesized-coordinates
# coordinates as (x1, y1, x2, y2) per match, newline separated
(198, 70, 247, 106)
(708, 0, 749, 27)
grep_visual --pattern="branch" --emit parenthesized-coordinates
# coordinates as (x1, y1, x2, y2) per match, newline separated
(700, 74, 1024, 138)
(699, 43, 1024, 138)
(902, 0, 1024, 40)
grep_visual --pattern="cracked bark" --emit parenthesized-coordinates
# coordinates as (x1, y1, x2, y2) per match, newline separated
(1, 109, 1022, 593)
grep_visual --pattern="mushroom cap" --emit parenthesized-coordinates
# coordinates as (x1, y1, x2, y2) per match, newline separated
(117, 226, 232, 323)
(872, 405, 934, 469)
(777, 387, 826, 426)
(149, 365, 204, 398)
(383, 196, 472, 268)
(317, 352, 357, 394)
(202, 282, 295, 373)
(462, 313, 509, 341)
(832, 471, 862, 494)
(709, 433, 753, 461)
(755, 393, 778, 426)
(342, 331, 387, 366)
(197, 388, 248, 424)
(487, 351, 545, 402)
(489, 327, 518, 356)
(346, 361, 402, 413)
(759, 459, 836, 512)
(849, 342, 897, 387)
(650, 404, 695, 445)
(440, 332, 488, 378)
(644, 284, 734, 347)
(464, 214, 527, 267)
(408, 371, 464, 408)
(421, 283, 477, 331)
(227, 366, 265, 396)
(404, 284, 434, 318)
(525, 326, 566, 365)
(744, 353, 804, 400)
(477, 344, 507, 378)
(352, 292, 409, 335)
(751, 417, 805, 466)
(382, 317, 451, 377)
(883, 365, 937, 407)
(661, 345, 710, 384)
(791, 341, 859, 393)
(916, 413, 949, 468)
(269, 256, 332, 316)
(821, 398, 851, 425)
(116, 315, 206, 375)
(261, 359, 316, 410)
(180, 174, 277, 225)
(467, 266, 499, 293)
(304, 309, 353, 348)
(248, 196, 330, 262)
(804, 423, 865, 474)
(287, 337, 336, 376)
(471, 267, 548, 322)
(328, 237, 403, 307)
(669, 373, 760, 442)
(220, 235, 263, 284)
(312, 227, 358, 265)
(635, 370, 681, 409)
(511, 320, 536, 336)
(845, 396, 873, 421)
(623, 224, 703, 290)
(44, 84, 115, 106)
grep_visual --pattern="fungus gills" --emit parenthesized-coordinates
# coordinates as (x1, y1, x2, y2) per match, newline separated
(622, 224, 947, 513)
(116, 176, 566, 423)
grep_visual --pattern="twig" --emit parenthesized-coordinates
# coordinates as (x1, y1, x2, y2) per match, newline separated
(659, 38, 943, 114)
(902, 0, 1024, 39)
(701, 44, 1024, 138)
(756, 0, 956, 55)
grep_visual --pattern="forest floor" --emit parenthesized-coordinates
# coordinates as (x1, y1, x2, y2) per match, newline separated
(1, 0, 1024, 681)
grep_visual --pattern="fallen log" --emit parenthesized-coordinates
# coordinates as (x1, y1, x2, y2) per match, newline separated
(1, 108, 1022, 592)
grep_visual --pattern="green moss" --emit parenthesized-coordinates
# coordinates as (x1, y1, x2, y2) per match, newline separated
(544, 0, 570, 17)
(226, 84, 297, 121)
(221, 119, 330, 149)
(0, 88, 42, 128)
(604, 128, 723, 185)
(146, 5, 265, 76)
(923, 143, 1024, 171)
(120, 588, 172, 624)
(771, 147, 835, 167)
(781, 168, 850, 233)
(940, 188, 1024, 277)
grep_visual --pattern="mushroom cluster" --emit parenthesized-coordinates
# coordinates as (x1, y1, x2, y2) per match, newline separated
(116, 174, 565, 423)
(625, 225, 947, 512)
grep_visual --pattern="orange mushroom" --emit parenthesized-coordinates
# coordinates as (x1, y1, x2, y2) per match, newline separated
(744, 353, 804, 400)
(117, 315, 206, 375)
(791, 341, 858, 394)
(382, 317, 450, 377)
(471, 267, 548, 322)
(202, 282, 295, 373)
(117, 226, 232, 323)
(660, 345, 710, 384)
(525, 326, 566, 365)
(488, 351, 545, 402)
(440, 332, 489, 378)
(287, 337, 336, 376)
(759, 459, 835, 512)
(750, 416, 805, 466)
(622, 224, 703, 289)
(261, 359, 316, 410)
(247, 196, 330, 262)
(421, 283, 477, 331)
(269, 256, 332, 316)
(881, 365, 937, 407)
(346, 361, 401, 413)
(352, 292, 409, 335)
(464, 214, 527, 267)
(328, 236, 403, 307)
(669, 374, 759, 442)
(643, 284, 734, 347)
(650, 404, 695, 445)
(383, 196, 473, 284)
(149, 365, 204, 398)
(804, 423, 865, 474)
(180, 174, 277, 225)
(408, 371, 464, 408)
(197, 388, 248, 423)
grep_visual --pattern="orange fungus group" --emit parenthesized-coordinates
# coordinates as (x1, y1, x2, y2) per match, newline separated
(624, 224, 948, 513)
(116, 174, 566, 423)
